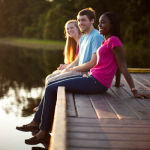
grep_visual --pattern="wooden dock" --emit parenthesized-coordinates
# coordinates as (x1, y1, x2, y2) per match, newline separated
(50, 73, 150, 150)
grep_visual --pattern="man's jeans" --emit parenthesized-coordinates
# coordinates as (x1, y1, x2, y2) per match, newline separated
(33, 74, 108, 131)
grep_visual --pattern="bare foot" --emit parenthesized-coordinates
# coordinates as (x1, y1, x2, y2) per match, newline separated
(33, 106, 39, 112)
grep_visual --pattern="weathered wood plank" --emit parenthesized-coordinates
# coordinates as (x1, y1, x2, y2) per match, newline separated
(131, 73, 150, 91)
(102, 89, 137, 119)
(66, 92, 76, 117)
(67, 126, 150, 134)
(74, 94, 93, 107)
(67, 117, 150, 125)
(88, 94, 117, 119)
(67, 140, 150, 149)
(74, 94, 97, 118)
(67, 148, 135, 150)
(67, 122, 150, 128)
(144, 73, 150, 78)
(67, 132, 150, 141)
(119, 76, 150, 111)
(49, 86, 66, 150)
(111, 85, 150, 119)
(67, 148, 134, 150)
(136, 73, 150, 84)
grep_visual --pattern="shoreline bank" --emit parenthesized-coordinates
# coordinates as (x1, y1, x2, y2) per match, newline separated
(0, 38, 65, 50)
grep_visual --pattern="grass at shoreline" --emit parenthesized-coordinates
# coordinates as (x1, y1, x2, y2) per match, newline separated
(0, 38, 65, 50)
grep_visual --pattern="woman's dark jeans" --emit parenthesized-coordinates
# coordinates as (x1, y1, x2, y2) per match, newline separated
(33, 74, 108, 131)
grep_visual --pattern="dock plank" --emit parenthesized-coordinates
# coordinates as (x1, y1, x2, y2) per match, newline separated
(119, 77, 150, 111)
(67, 122, 150, 128)
(131, 73, 150, 91)
(67, 132, 150, 141)
(51, 73, 150, 150)
(67, 126, 150, 134)
(66, 92, 76, 117)
(67, 140, 150, 149)
(136, 73, 150, 84)
(74, 94, 97, 118)
(67, 117, 150, 125)
(111, 85, 150, 119)
(67, 148, 137, 150)
(102, 89, 137, 119)
(88, 94, 117, 119)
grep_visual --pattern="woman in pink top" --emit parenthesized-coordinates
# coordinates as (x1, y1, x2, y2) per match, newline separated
(16, 12, 150, 145)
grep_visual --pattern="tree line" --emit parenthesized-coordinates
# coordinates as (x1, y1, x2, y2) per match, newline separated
(0, 0, 150, 48)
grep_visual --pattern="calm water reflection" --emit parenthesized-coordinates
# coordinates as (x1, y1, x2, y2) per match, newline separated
(0, 44, 64, 150)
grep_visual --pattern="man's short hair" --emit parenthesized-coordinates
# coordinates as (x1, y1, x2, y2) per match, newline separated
(77, 7, 96, 24)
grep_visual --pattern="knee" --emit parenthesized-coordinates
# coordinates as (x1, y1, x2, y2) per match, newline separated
(45, 74, 51, 82)
(45, 85, 52, 93)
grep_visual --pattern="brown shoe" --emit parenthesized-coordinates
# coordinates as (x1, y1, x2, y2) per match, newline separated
(32, 147, 48, 150)
(16, 124, 39, 132)
(25, 134, 50, 145)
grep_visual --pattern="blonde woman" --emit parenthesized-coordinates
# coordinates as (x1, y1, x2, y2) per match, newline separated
(52, 20, 82, 73)
(33, 20, 83, 112)
(45, 20, 84, 85)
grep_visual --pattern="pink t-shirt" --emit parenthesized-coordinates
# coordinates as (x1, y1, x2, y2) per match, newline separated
(89, 36, 123, 88)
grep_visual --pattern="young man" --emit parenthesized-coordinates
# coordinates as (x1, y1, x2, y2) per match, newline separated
(45, 7, 104, 86)
(16, 8, 104, 145)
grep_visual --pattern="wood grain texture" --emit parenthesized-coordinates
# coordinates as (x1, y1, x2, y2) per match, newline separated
(111, 85, 150, 119)
(67, 139, 150, 149)
(136, 73, 150, 84)
(66, 92, 76, 117)
(88, 94, 117, 119)
(67, 126, 150, 134)
(67, 122, 150, 128)
(119, 76, 150, 112)
(74, 94, 97, 118)
(67, 132, 150, 141)
(67, 148, 139, 150)
(67, 117, 150, 125)
(102, 89, 137, 119)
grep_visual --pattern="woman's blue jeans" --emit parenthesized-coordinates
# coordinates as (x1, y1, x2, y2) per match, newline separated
(33, 74, 108, 131)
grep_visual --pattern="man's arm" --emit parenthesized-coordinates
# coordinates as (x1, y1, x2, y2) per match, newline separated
(72, 53, 97, 72)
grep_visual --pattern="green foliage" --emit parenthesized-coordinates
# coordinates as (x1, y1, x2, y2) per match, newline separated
(124, 42, 150, 68)
(0, 0, 150, 68)
(0, 0, 150, 45)
(0, 0, 51, 38)
(43, 0, 78, 40)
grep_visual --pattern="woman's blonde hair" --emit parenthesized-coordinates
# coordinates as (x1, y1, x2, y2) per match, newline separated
(64, 20, 81, 64)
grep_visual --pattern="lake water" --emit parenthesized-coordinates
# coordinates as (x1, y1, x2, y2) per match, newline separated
(0, 44, 64, 150)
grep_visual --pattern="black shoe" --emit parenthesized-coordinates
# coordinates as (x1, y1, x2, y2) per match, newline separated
(16, 124, 39, 133)
(32, 147, 48, 150)
(25, 134, 50, 145)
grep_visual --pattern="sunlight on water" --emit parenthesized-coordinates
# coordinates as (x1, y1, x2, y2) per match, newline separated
(0, 87, 44, 117)
(0, 87, 46, 150)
